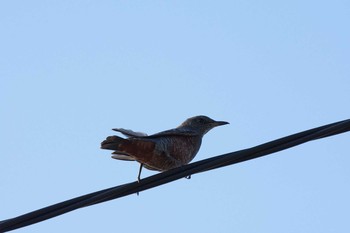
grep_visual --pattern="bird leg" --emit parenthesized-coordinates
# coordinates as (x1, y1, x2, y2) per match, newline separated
(136, 163, 144, 196)
(137, 163, 143, 182)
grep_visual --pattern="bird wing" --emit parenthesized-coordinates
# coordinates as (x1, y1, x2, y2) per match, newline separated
(112, 127, 198, 138)
(147, 128, 199, 138)
(112, 128, 148, 138)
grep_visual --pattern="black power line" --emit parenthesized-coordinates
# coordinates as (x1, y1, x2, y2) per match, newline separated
(1, 119, 349, 232)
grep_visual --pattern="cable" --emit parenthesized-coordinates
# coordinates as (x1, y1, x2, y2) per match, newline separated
(1, 119, 349, 232)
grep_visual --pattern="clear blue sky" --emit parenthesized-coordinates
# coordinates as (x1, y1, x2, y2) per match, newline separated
(1, 1, 349, 232)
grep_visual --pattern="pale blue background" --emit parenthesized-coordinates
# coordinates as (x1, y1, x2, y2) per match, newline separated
(1, 1, 350, 232)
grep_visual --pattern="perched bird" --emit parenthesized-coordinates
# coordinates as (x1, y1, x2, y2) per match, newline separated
(101, 115, 229, 181)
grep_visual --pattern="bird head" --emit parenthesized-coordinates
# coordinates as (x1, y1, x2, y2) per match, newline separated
(179, 115, 229, 135)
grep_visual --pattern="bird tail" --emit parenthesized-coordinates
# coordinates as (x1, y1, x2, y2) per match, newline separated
(101, 135, 126, 150)
(101, 135, 136, 161)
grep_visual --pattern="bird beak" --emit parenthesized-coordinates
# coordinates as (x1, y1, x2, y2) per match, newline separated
(213, 121, 229, 127)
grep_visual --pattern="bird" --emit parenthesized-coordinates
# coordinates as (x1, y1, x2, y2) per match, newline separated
(101, 115, 229, 181)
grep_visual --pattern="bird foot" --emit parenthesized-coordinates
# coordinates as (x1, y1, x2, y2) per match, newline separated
(136, 164, 143, 196)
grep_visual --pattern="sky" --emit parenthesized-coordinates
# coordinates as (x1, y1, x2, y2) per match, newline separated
(1, 0, 350, 232)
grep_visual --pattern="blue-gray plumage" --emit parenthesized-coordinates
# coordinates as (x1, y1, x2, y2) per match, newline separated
(101, 115, 229, 180)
